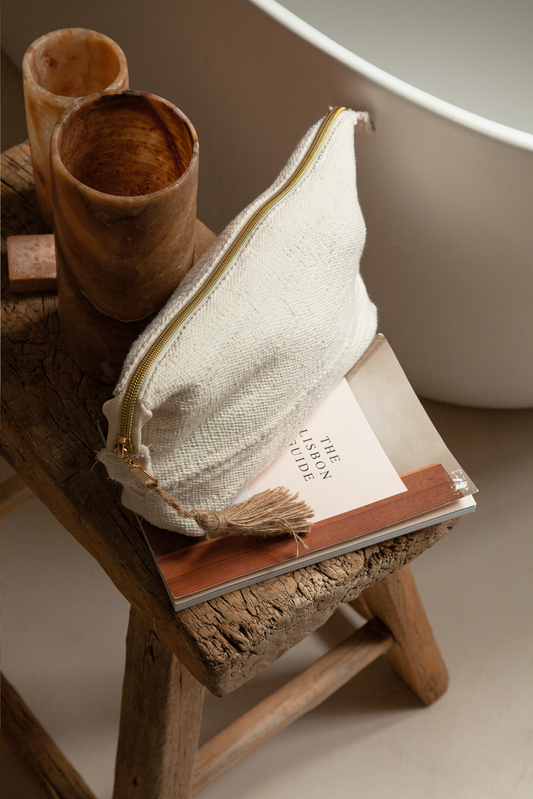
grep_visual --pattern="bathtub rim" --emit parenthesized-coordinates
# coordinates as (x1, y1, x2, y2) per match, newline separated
(250, 0, 533, 152)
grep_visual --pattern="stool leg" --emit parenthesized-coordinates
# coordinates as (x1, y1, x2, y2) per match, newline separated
(113, 606, 205, 799)
(353, 564, 449, 705)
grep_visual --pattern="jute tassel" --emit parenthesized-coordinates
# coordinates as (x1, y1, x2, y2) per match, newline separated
(128, 457, 313, 554)
(156, 483, 312, 555)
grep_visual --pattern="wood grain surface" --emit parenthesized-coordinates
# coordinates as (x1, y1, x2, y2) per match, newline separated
(361, 564, 449, 705)
(113, 607, 205, 799)
(1, 142, 458, 697)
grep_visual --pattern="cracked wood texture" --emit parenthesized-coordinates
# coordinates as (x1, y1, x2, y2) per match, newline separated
(1, 142, 458, 697)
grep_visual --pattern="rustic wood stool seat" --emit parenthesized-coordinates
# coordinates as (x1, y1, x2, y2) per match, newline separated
(1, 143, 457, 799)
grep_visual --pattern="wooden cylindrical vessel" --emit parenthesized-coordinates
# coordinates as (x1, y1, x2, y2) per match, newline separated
(23, 28, 129, 229)
(50, 90, 199, 383)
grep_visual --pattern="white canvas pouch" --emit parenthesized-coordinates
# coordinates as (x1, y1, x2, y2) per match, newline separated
(98, 107, 377, 540)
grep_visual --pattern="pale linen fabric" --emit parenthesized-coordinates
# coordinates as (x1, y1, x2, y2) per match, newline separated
(99, 109, 378, 535)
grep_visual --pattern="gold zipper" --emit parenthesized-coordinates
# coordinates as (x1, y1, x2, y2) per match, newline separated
(114, 106, 346, 461)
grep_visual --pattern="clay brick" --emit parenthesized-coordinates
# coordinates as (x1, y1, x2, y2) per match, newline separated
(7, 234, 57, 293)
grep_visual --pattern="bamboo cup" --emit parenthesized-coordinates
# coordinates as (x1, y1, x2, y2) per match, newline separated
(50, 90, 199, 384)
(23, 28, 128, 229)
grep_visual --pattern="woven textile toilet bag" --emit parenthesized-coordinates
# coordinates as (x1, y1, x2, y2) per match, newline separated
(98, 107, 378, 540)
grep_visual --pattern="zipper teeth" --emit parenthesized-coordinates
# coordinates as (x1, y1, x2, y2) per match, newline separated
(117, 106, 346, 446)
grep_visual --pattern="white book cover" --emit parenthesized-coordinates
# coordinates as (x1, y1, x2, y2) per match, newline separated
(248, 377, 407, 519)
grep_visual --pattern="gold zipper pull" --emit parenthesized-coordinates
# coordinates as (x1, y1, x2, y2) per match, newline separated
(114, 435, 132, 459)
(126, 460, 159, 488)
(114, 435, 159, 487)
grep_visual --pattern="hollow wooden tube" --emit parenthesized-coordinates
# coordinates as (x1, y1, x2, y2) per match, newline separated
(50, 90, 199, 383)
(23, 28, 129, 229)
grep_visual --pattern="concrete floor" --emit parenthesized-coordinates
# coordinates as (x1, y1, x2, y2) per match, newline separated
(2, 51, 532, 799)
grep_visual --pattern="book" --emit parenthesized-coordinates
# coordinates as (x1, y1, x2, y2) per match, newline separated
(137, 335, 477, 611)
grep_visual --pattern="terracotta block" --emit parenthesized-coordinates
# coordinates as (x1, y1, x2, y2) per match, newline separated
(7, 234, 57, 293)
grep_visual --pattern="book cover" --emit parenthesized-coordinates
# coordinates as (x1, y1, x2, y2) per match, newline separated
(138, 336, 477, 610)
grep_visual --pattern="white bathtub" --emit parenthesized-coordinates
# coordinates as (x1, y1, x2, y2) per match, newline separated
(247, 0, 533, 408)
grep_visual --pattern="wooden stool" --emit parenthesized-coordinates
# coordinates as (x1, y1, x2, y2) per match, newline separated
(1, 143, 456, 799)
